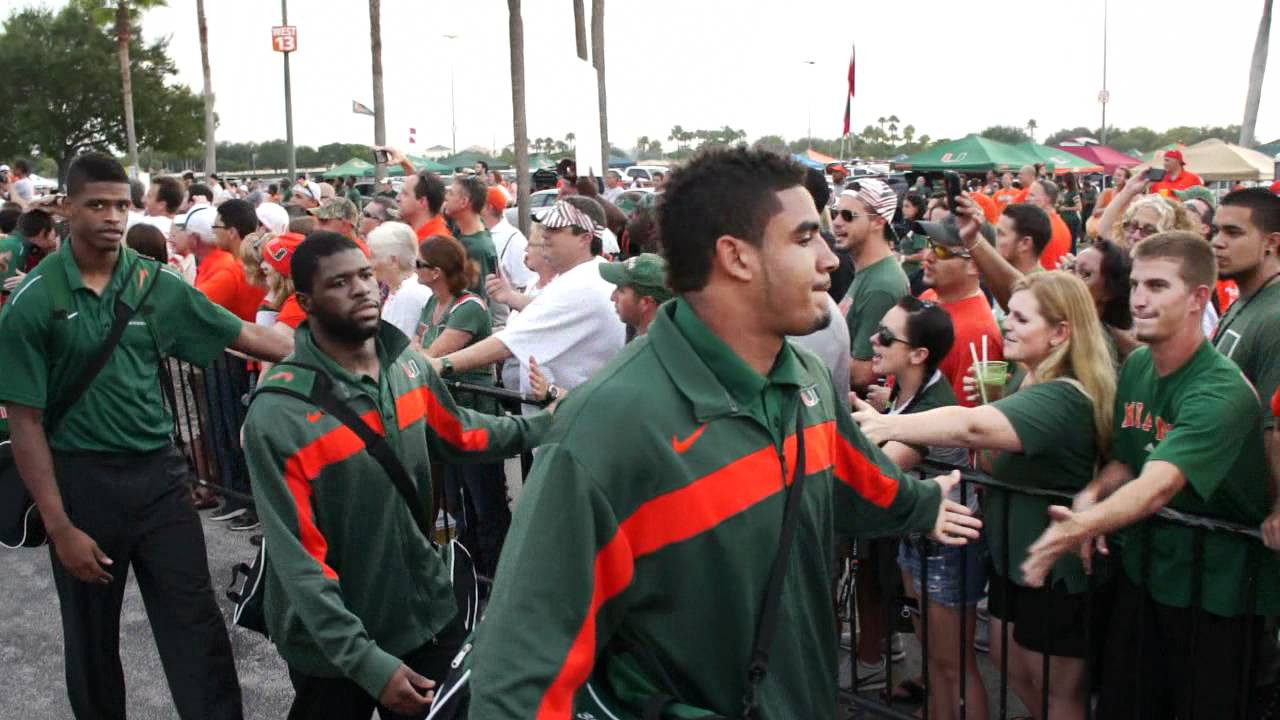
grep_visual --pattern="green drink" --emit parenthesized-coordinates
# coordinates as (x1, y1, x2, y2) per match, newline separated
(977, 361, 1009, 402)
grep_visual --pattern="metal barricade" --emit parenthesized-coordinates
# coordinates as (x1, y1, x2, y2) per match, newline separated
(843, 459, 1277, 720)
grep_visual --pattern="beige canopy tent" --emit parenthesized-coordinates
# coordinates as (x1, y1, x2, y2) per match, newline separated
(1145, 138, 1275, 182)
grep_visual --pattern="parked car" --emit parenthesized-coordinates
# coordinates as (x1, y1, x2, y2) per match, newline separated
(503, 188, 560, 225)
(624, 165, 668, 186)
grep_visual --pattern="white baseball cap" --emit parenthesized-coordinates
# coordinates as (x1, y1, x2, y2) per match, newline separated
(178, 205, 216, 243)
(255, 202, 289, 235)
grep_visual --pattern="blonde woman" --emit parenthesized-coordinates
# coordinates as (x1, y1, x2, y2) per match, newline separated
(1096, 170, 1195, 249)
(854, 271, 1115, 720)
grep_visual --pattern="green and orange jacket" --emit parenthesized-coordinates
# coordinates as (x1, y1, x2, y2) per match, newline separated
(243, 321, 550, 699)
(468, 300, 944, 719)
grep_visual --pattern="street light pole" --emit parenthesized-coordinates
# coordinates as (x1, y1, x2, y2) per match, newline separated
(1100, 0, 1109, 145)
(282, 0, 295, 180)
(803, 60, 815, 150)
(444, 33, 459, 155)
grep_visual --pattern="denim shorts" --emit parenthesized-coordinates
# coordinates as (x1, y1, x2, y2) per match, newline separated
(898, 535, 990, 608)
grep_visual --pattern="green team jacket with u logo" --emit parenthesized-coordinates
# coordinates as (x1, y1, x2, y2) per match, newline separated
(467, 299, 944, 719)
(242, 322, 550, 700)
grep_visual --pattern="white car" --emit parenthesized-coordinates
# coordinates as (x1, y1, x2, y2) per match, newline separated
(503, 188, 560, 226)
(624, 165, 668, 187)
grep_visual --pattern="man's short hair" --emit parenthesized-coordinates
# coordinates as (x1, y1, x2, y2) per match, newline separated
(292, 231, 361, 295)
(1133, 231, 1216, 289)
(563, 195, 607, 255)
(267, 182, 280, 196)
(803, 167, 830, 213)
(475, 160, 489, 174)
(182, 171, 195, 182)
(67, 153, 128, 198)
(659, 146, 806, 294)
(16, 208, 53, 238)
(1034, 179, 1059, 204)
(289, 215, 318, 235)
(217, 199, 258, 238)
(454, 176, 487, 215)
(188, 183, 214, 203)
(14, 159, 30, 175)
(128, 179, 145, 210)
(153, 176, 184, 213)
(1002, 203, 1052, 256)
(0, 206, 21, 234)
(413, 172, 446, 214)
(1221, 187, 1280, 235)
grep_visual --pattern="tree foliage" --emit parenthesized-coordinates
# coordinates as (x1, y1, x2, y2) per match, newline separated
(979, 125, 1032, 145)
(0, 4, 201, 184)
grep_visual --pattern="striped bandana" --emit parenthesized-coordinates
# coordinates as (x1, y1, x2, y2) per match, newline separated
(840, 177, 897, 223)
(539, 201, 604, 238)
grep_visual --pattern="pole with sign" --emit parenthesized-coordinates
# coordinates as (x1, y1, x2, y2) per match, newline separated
(274, 4, 297, 181)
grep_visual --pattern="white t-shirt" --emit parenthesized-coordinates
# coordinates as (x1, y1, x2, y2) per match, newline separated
(382, 273, 434, 339)
(488, 218, 537, 289)
(600, 229, 620, 256)
(603, 186, 624, 203)
(12, 177, 34, 203)
(496, 258, 624, 398)
(137, 214, 173, 236)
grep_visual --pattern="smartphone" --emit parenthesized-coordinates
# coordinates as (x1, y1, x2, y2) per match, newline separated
(944, 171, 962, 213)
(1146, 168, 1165, 182)
(373, 148, 390, 164)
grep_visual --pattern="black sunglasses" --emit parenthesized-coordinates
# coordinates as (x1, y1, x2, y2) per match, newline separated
(837, 208, 868, 223)
(415, 259, 435, 270)
(873, 324, 909, 347)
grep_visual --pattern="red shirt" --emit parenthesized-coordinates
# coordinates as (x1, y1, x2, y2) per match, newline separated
(1149, 170, 1204, 197)
(195, 248, 266, 322)
(1040, 211, 1072, 270)
(276, 293, 306, 329)
(1272, 386, 1280, 420)
(919, 290, 1005, 407)
(414, 215, 454, 243)
(1216, 279, 1239, 313)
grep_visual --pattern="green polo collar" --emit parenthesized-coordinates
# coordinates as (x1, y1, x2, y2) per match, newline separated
(648, 299, 808, 422)
(52, 242, 159, 311)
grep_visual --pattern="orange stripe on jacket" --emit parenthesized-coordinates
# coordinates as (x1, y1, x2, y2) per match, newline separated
(419, 385, 490, 452)
(535, 420, 898, 718)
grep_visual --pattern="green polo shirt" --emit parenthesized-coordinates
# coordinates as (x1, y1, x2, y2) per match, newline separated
(1112, 343, 1280, 616)
(244, 322, 550, 699)
(0, 244, 242, 453)
(987, 379, 1104, 592)
(418, 293, 496, 413)
(1212, 279, 1280, 430)
(898, 231, 928, 276)
(456, 229, 499, 296)
(844, 256, 909, 361)
(468, 298, 944, 718)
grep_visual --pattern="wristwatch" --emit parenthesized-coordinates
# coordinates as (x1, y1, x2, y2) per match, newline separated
(439, 357, 455, 377)
(546, 386, 561, 403)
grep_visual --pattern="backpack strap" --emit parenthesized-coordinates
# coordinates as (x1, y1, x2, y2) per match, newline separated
(253, 361, 438, 547)
(43, 256, 164, 435)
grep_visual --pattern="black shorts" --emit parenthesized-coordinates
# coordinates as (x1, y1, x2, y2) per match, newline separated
(987, 571, 1102, 658)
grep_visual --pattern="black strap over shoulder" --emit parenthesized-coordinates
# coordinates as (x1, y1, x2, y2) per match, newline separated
(44, 258, 163, 435)
(740, 404, 806, 718)
(254, 362, 438, 547)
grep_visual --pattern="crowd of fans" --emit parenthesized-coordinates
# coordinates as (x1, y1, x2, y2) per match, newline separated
(1, 143, 1279, 720)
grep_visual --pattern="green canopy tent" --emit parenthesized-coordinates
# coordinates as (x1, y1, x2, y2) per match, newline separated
(893, 134, 1035, 173)
(322, 157, 375, 179)
(1014, 142, 1104, 174)
(438, 151, 505, 171)
(405, 155, 452, 174)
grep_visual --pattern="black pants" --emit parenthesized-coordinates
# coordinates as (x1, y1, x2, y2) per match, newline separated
(1098, 573, 1260, 719)
(50, 446, 242, 720)
(287, 620, 467, 720)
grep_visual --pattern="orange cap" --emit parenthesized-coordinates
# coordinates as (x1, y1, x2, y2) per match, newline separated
(486, 186, 509, 216)
(263, 232, 305, 277)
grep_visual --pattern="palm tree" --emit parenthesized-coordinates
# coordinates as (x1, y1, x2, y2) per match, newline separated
(670, 125, 685, 151)
(196, 0, 215, 174)
(82, 0, 167, 176)
(566, 132, 576, 149)
(509, 0, 532, 237)
(1027, 118, 1038, 142)
(1242, 0, 1273, 146)
(572, 0, 588, 61)
(636, 135, 650, 158)
(591, 0, 608, 179)
(370, 0, 387, 182)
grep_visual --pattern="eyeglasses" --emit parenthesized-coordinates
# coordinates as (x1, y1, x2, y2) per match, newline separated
(873, 325, 909, 347)
(212, 223, 226, 230)
(415, 259, 435, 270)
(837, 209, 867, 223)
(362, 211, 382, 220)
(1123, 221, 1160, 238)
(927, 240, 971, 260)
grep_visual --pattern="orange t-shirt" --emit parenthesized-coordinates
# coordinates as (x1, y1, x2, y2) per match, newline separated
(992, 187, 1021, 212)
(195, 248, 266, 322)
(1272, 385, 1280, 420)
(276, 293, 306, 329)
(968, 191, 1000, 224)
(919, 290, 1004, 408)
(1149, 170, 1204, 197)
(1040, 211, 1072, 270)
(414, 215, 454, 243)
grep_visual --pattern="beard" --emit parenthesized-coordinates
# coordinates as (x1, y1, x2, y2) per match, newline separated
(311, 304, 379, 344)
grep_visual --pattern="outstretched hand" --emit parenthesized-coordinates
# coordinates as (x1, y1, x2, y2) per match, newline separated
(929, 470, 983, 546)
(850, 394, 893, 445)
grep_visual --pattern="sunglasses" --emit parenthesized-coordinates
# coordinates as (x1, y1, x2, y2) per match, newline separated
(1123, 221, 1160, 238)
(362, 211, 382, 220)
(837, 208, 868, 223)
(927, 240, 971, 260)
(415, 259, 435, 270)
(873, 325, 909, 347)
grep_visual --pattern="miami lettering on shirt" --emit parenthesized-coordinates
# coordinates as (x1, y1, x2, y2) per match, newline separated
(1121, 401, 1174, 442)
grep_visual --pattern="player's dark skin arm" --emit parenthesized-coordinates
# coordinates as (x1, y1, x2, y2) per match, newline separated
(7, 404, 113, 583)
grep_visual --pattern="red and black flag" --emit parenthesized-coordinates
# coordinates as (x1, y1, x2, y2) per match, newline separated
(842, 44, 855, 137)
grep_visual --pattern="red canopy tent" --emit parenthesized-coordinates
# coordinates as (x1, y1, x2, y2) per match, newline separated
(1055, 144, 1140, 175)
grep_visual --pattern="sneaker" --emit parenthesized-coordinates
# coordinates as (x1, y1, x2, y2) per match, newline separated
(209, 504, 247, 522)
(887, 632, 906, 663)
(854, 659, 886, 692)
(230, 511, 260, 532)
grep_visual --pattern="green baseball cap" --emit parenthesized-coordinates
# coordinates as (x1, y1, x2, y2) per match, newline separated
(1174, 186, 1216, 208)
(599, 253, 673, 304)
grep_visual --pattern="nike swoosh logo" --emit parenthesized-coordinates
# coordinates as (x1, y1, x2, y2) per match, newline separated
(307, 411, 324, 423)
(672, 424, 707, 454)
